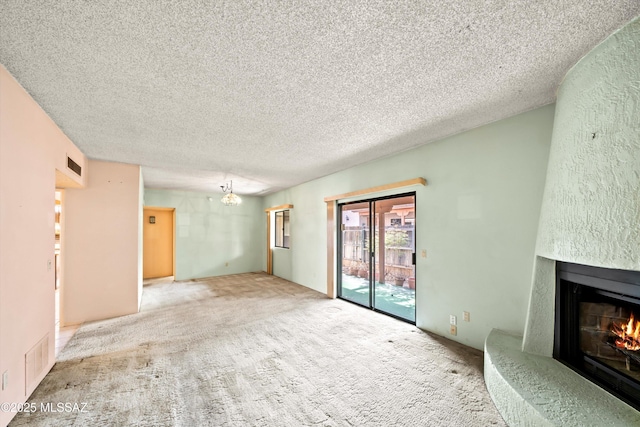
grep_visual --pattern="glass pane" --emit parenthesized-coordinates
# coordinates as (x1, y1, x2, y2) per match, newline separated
(373, 195, 416, 322)
(339, 202, 370, 307)
(283, 210, 290, 248)
(275, 211, 283, 247)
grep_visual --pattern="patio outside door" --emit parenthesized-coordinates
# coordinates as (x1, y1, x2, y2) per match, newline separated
(338, 193, 416, 323)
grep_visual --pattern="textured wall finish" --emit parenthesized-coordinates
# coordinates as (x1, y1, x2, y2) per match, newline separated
(521, 256, 556, 356)
(485, 330, 640, 426)
(536, 17, 640, 271)
(522, 15, 640, 356)
(493, 15, 640, 424)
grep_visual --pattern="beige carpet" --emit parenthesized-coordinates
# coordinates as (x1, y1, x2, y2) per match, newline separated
(10, 273, 506, 426)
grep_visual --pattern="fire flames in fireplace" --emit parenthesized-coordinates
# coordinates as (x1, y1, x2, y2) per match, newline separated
(613, 313, 640, 351)
(557, 262, 640, 409)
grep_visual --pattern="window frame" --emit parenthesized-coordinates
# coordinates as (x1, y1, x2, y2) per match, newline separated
(274, 210, 290, 249)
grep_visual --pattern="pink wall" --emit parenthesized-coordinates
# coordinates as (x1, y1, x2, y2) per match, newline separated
(0, 66, 142, 427)
(62, 160, 142, 324)
(0, 65, 87, 427)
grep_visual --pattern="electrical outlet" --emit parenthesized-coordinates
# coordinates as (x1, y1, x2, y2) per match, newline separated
(450, 315, 457, 326)
(2, 370, 8, 390)
(225, 262, 229, 267)
(47, 259, 52, 271)
(450, 325, 457, 336)
(463, 311, 470, 322)
(421, 250, 427, 258)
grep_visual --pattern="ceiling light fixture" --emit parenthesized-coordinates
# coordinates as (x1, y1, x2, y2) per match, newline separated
(220, 180, 242, 206)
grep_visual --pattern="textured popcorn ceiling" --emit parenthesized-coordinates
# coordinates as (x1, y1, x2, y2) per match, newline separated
(1, 2, 639, 195)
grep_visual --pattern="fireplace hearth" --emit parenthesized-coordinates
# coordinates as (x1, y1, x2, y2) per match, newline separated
(555, 262, 640, 409)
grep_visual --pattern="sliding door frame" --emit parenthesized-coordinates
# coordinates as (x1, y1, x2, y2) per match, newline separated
(337, 191, 417, 324)
(325, 177, 426, 299)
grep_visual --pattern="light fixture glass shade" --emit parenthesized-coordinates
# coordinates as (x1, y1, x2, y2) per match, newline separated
(221, 192, 242, 206)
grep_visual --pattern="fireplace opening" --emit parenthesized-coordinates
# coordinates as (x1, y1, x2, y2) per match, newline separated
(555, 262, 640, 410)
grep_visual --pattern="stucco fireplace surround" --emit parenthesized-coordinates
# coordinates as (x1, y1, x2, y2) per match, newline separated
(484, 16, 640, 426)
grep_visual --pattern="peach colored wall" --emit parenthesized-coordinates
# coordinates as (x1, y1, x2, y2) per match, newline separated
(0, 65, 87, 427)
(52, 120, 86, 188)
(62, 160, 142, 325)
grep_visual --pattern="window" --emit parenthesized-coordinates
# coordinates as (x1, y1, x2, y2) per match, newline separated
(275, 210, 290, 248)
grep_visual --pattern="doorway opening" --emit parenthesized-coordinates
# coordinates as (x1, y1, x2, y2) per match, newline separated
(338, 193, 416, 323)
(54, 190, 79, 357)
(54, 191, 61, 329)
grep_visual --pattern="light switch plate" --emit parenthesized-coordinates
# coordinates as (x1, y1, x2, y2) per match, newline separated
(2, 370, 8, 390)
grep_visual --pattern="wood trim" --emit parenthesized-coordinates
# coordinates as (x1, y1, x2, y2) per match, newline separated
(144, 206, 175, 211)
(266, 212, 273, 275)
(265, 204, 294, 212)
(326, 202, 335, 298)
(323, 178, 425, 297)
(265, 204, 292, 274)
(323, 177, 426, 202)
(172, 209, 176, 277)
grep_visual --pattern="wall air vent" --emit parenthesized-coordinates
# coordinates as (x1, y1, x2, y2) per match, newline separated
(67, 156, 82, 176)
(25, 334, 49, 395)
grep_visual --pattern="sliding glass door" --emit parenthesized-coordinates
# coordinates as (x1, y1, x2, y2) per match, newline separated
(338, 193, 416, 323)
(338, 201, 371, 306)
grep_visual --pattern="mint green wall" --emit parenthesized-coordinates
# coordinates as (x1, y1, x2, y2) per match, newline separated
(264, 105, 554, 350)
(144, 189, 263, 281)
(273, 247, 293, 280)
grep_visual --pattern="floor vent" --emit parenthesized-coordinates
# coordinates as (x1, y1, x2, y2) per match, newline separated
(67, 156, 82, 176)
(25, 335, 49, 395)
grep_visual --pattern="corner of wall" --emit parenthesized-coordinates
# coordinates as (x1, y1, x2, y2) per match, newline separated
(522, 16, 640, 358)
(0, 64, 87, 427)
(522, 256, 556, 356)
(63, 160, 142, 323)
(138, 167, 144, 310)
